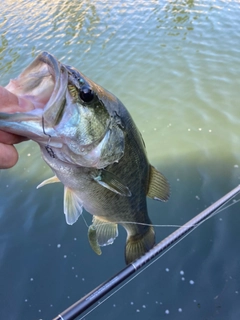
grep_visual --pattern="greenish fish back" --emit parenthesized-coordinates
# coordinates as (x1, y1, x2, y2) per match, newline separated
(147, 165, 170, 201)
(125, 226, 155, 264)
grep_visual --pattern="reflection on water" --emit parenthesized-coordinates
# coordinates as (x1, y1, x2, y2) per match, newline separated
(1, 1, 240, 319)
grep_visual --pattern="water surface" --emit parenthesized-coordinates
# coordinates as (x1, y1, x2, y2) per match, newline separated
(0, 1, 240, 319)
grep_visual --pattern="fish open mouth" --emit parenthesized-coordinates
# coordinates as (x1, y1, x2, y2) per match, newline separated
(5, 52, 68, 125)
(0, 52, 70, 141)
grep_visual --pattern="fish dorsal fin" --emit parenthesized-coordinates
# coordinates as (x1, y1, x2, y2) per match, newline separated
(147, 165, 170, 201)
(36, 175, 60, 189)
(88, 216, 118, 255)
(92, 169, 131, 197)
(64, 187, 83, 225)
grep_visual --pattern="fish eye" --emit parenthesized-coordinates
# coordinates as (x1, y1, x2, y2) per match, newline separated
(79, 86, 94, 103)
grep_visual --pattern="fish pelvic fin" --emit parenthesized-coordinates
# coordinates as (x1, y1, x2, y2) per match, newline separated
(147, 165, 170, 201)
(125, 226, 155, 264)
(64, 187, 83, 225)
(36, 175, 60, 189)
(88, 216, 118, 255)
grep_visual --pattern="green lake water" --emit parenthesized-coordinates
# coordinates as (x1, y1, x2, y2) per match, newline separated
(0, 1, 240, 319)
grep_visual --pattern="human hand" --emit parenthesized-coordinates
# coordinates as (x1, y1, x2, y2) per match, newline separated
(0, 86, 34, 169)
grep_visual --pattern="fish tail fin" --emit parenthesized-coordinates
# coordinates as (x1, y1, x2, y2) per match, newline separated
(125, 226, 155, 264)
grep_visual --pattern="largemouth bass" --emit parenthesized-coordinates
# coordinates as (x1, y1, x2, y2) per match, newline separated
(0, 52, 170, 264)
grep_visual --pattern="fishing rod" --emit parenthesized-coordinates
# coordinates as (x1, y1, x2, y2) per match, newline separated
(53, 184, 240, 320)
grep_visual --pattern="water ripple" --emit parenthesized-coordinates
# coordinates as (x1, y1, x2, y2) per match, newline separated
(1, 1, 240, 320)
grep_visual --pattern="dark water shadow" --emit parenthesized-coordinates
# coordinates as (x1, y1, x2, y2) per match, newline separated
(0, 148, 240, 320)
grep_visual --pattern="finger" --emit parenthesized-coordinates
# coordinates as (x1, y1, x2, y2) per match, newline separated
(0, 143, 19, 169)
(0, 130, 27, 144)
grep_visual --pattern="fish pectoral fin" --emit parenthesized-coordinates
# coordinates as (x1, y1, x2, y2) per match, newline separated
(147, 165, 170, 202)
(92, 169, 131, 197)
(64, 187, 83, 225)
(88, 216, 118, 255)
(36, 175, 60, 189)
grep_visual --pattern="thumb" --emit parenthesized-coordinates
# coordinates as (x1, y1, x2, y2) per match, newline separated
(0, 143, 19, 169)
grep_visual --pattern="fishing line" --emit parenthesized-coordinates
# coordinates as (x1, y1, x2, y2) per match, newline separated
(210, 197, 240, 215)
(42, 116, 56, 158)
(80, 212, 90, 228)
(77, 189, 240, 320)
(83, 196, 240, 231)
(118, 196, 240, 228)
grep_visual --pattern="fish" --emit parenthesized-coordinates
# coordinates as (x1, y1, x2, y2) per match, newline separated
(0, 52, 170, 264)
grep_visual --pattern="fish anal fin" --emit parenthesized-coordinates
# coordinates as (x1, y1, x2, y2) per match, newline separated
(88, 216, 118, 255)
(125, 226, 155, 264)
(147, 165, 170, 201)
(92, 169, 131, 197)
(64, 187, 83, 225)
(88, 225, 102, 255)
(36, 175, 60, 189)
